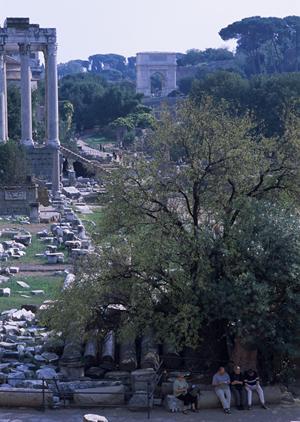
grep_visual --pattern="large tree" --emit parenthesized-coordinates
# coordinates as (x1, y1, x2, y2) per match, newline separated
(220, 16, 300, 75)
(44, 99, 300, 378)
(0, 141, 29, 185)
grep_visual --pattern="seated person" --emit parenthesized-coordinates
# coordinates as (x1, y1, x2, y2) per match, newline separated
(244, 368, 267, 410)
(230, 365, 246, 410)
(173, 373, 198, 414)
(212, 366, 231, 414)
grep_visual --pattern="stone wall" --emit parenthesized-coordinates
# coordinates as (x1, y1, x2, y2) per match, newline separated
(26, 146, 56, 182)
(0, 184, 39, 221)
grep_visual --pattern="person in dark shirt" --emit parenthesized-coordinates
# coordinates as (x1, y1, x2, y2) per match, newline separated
(230, 366, 246, 410)
(244, 369, 267, 410)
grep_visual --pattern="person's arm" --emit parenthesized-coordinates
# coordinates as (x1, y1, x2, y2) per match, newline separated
(212, 375, 219, 386)
(231, 375, 241, 385)
(174, 380, 187, 395)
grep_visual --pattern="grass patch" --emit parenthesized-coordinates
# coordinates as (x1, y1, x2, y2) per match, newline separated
(6, 236, 45, 265)
(84, 135, 116, 148)
(0, 275, 64, 312)
(81, 208, 104, 236)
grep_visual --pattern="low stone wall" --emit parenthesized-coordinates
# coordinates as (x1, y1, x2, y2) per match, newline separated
(73, 385, 125, 406)
(164, 385, 282, 411)
(0, 387, 53, 407)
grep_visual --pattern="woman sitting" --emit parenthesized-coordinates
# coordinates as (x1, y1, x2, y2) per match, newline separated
(173, 373, 198, 414)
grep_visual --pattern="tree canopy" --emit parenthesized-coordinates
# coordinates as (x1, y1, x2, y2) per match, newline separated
(190, 71, 300, 137)
(44, 99, 300, 378)
(59, 73, 142, 131)
(220, 16, 300, 75)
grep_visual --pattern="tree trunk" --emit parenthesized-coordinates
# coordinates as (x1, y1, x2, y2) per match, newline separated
(231, 337, 257, 372)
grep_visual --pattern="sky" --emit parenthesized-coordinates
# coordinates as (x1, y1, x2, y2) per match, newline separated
(1, 0, 300, 63)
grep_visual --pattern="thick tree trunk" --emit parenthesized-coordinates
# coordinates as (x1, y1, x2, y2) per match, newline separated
(231, 337, 257, 372)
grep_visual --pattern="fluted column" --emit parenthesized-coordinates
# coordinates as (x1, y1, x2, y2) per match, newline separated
(46, 42, 60, 148)
(45, 42, 60, 197)
(0, 45, 7, 143)
(19, 43, 33, 146)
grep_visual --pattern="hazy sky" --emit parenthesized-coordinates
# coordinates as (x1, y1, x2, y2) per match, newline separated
(1, 0, 300, 63)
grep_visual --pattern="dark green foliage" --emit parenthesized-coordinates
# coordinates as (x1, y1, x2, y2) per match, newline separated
(44, 100, 300, 378)
(0, 141, 29, 185)
(59, 73, 142, 131)
(7, 84, 21, 140)
(177, 48, 234, 66)
(58, 60, 90, 78)
(191, 71, 300, 137)
(220, 16, 300, 76)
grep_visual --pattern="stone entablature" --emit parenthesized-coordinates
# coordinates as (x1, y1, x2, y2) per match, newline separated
(136, 52, 177, 97)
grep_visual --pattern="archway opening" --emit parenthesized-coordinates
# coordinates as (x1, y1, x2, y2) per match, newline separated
(150, 72, 165, 96)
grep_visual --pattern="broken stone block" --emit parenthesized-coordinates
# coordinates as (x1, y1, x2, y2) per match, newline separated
(31, 290, 45, 296)
(9, 267, 19, 274)
(0, 287, 11, 297)
(12, 309, 35, 322)
(36, 367, 58, 380)
(0, 275, 9, 284)
(83, 415, 108, 422)
(16, 281, 30, 289)
(7, 371, 25, 387)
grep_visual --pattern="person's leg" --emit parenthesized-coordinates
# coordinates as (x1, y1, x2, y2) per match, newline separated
(245, 386, 253, 408)
(183, 393, 193, 407)
(225, 387, 231, 410)
(186, 393, 198, 411)
(255, 384, 266, 406)
(232, 388, 240, 408)
(215, 388, 228, 410)
(176, 394, 187, 412)
(241, 388, 247, 409)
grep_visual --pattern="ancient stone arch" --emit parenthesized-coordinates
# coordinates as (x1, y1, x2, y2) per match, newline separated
(136, 52, 177, 97)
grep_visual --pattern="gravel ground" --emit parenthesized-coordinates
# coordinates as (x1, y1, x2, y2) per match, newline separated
(0, 404, 299, 422)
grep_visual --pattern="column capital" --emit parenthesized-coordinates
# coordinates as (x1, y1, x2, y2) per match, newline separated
(19, 43, 31, 55)
(47, 42, 58, 56)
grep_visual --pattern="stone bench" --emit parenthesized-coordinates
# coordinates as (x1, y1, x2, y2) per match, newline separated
(164, 385, 282, 411)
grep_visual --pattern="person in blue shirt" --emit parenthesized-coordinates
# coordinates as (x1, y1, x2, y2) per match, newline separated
(212, 366, 231, 414)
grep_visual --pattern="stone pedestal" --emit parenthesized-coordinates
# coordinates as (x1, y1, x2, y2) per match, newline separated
(60, 341, 84, 379)
(141, 332, 159, 370)
(119, 339, 137, 371)
(29, 202, 40, 223)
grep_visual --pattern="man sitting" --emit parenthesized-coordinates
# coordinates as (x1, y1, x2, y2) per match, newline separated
(230, 366, 246, 410)
(212, 366, 231, 414)
(244, 368, 267, 410)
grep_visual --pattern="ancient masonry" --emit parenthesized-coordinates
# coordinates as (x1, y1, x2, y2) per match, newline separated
(0, 18, 60, 197)
(136, 52, 177, 97)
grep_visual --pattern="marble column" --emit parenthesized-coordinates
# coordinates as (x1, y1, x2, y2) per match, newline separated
(46, 42, 60, 148)
(46, 42, 61, 197)
(0, 45, 7, 143)
(19, 43, 33, 147)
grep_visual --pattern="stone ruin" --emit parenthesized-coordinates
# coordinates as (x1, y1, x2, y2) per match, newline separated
(0, 18, 60, 199)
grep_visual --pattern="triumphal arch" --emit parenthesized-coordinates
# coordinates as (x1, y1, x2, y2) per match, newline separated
(136, 52, 177, 97)
(0, 18, 60, 197)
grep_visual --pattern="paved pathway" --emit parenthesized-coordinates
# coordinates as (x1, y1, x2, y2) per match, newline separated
(0, 404, 299, 422)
